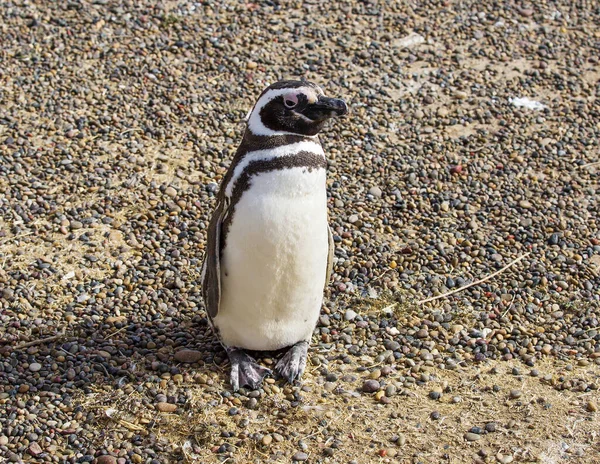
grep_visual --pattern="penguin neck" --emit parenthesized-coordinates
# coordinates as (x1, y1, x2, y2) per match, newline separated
(239, 130, 320, 153)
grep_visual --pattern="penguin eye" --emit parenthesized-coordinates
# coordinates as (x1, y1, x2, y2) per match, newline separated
(283, 93, 298, 109)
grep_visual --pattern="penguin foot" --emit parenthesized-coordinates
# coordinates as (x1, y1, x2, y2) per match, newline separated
(275, 341, 308, 384)
(227, 348, 271, 392)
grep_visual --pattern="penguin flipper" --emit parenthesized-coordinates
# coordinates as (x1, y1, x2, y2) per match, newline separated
(325, 224, 334, 288)
(202, 199, 227, 318)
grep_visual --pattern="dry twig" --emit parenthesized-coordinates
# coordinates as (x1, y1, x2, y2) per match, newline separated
(579, 160, 600, 169)
(13, 330, 67, 350)
(418, 252, 531, 305)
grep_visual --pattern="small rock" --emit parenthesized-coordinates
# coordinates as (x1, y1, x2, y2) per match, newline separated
(385, 385, 397, 397)
(164, 186, 177, 198)
(28, 442, 43, 456)
(454, 90, 468, 100)
(464, 432, 481, 441)
(586, 401, 597, 412)
(262, 435, 273, 446)
(369, 369, 381, 380)
(174, 349, 203, 363)
(485, 422, 497, 433)
(246, 398, 258, 409)
(292, 451, 308, 461)
(344, 309, 358, 321)
(369, 186, 383, 198)
(96, 457, 118, 464)
(509, 389, 522, 399)
(29, 363, 42, 372)
(156, 402, 177, 412)
(518, 199, 532, 209)
(496, 454, 514, 464)
(517, 7, 534, 17)
(0, 435, 8, 446)
(362, 379, 380, 393)
(386, 449, 398, 458)
(429, 391, 441, 400)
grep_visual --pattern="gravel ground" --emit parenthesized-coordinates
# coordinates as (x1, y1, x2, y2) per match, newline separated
(1, 0, 599, 463)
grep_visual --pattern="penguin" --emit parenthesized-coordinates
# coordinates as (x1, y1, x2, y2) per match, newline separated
(201, 79, 347, 391)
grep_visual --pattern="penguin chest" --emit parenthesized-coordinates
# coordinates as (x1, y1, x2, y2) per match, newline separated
(216, 166, 329, 351)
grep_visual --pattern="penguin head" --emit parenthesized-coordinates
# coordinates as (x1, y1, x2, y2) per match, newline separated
(246, 80, 348, 137)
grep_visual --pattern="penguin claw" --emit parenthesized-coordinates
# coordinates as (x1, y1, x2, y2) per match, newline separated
(227, 348, 271, 392)
(276, 341, 309, 384)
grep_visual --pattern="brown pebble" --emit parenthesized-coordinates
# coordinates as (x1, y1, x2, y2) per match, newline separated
(96, 456, 117, 464)
(174, 349, 204, 363)
(362, 379, 380, 393)
(517, 7, 534, 17)
(156, 402, 177, 412)
(28, 442, 43, 456)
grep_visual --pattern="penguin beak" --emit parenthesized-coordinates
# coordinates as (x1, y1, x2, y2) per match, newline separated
(303, 96, 348, 121)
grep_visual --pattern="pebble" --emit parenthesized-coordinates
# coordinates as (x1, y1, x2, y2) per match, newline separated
(156, 402, 177, 412)
(496, 454, 514, 463)
(464, 432, 481, 441)
(396, 434, 406, 446)
(96, 457, 117, 464)
(29, 363, 42, 372)
(174, 349, 203, 363)
(509, 390, 522, 399)
(292, 452, 308, 461)
(344, 309, 358, 321)
(429, 391, 442, 400)
(362, 380, 380, 393)
(369, 186, 383, 198)
(586, 401, 597, 412)
(28, 442, 43, 456)
(164, 186, 178, 198)
(485, 422, 497, 433)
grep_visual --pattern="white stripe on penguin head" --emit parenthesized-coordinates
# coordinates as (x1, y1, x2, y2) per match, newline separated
(246, 86, 321, 137)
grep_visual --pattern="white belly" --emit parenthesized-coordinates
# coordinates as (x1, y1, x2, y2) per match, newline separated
(215, 166, 329, 351)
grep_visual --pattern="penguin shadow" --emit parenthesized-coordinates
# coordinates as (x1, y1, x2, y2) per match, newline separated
(2, 312, 224, 396)
(3, 311, 302, 399)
